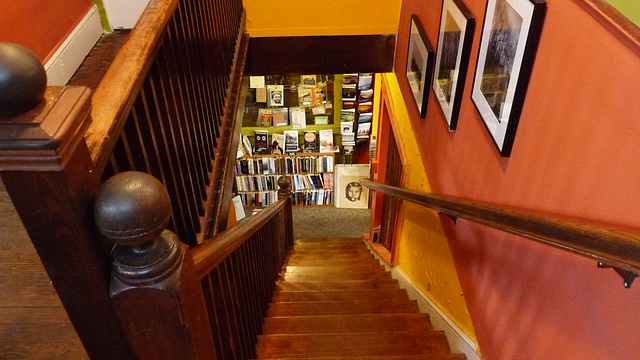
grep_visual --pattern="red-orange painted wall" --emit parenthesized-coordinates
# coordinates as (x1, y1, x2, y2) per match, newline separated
(395, 0, 640, 358)
(0, 0, 94, 62)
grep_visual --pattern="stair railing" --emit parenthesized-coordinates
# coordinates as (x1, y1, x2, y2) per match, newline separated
(94, 171, 293, 360)
(0, 0, 248, 358)
(361, 179, 640, 288)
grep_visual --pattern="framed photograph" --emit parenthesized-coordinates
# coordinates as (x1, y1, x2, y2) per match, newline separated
(335, 164, 370, 209)
(432, 0, 475, 130)
(406, 14, 435, 118)
(471, 0, 546, 156)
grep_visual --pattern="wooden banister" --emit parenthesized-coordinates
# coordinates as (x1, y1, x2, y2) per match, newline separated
(86, 0, 179, 170)
(361, 179, 640, 279)
(191, 197, 289, 280)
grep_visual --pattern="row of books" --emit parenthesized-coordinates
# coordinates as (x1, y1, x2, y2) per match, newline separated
(235, 155, 334, 175)
(289, 173, 333, 191)
(291, 189, 333, 206)
(237, 188, 334, 207)
(238, 191, 279, 207)
(341, 73, 374, 152)
(235, 175, 281, 192)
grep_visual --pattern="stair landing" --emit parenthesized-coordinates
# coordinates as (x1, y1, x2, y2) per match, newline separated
(256, 238, 465, 360)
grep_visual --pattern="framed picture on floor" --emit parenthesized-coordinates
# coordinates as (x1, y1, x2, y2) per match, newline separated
(471, 0, 546, 156)
(406, 14, 435, 118)
(432, 0, 475, 130)
(335, 164, 370, 209)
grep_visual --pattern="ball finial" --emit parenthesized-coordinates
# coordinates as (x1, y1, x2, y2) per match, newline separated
(94, 172, 172, 247)
(0, 43, 47, 115)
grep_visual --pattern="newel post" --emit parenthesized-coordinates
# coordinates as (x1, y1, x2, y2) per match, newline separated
(94, 171, 217, 360)
(0, 79, 133, 359)
(277, 175, 294, 248)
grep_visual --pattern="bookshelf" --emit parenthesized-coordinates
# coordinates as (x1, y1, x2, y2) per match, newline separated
(234, 152, 335, 207)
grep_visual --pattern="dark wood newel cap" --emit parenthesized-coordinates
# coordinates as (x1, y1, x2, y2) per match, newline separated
(278, 175, 291, 198)
(94, 171, 172, 247)
(0, 43, 47, 115)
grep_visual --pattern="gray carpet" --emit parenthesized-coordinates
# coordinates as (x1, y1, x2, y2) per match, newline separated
(292, 206, 371, 240)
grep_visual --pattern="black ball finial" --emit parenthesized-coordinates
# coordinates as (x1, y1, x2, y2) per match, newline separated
(94, 172, 172, 247)
(0, 43, 47, 115)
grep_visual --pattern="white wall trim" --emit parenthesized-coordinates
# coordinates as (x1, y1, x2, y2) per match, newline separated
(45, 5, 105, 86)
(364, 240, 481, 360)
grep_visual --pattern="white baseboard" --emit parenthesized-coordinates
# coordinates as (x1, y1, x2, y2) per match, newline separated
(364, 240, 481, 360)
(45, 6, 105, 86)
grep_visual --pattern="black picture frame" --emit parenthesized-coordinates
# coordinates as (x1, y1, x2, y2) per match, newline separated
(471, 0, 546, 156)
(406, 14, 435, 118)
(432, 0, 475, 130)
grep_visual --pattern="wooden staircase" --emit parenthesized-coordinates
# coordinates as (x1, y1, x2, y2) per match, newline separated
(256, 238, 466, 360)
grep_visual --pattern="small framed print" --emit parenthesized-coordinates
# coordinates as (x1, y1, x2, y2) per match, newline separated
(432, 0, 475, 130)
(471, 0, 546, 156)
(406, 14, 435, 118)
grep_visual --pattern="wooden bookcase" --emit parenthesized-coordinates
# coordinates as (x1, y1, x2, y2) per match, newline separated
(234, 152, 335, 207)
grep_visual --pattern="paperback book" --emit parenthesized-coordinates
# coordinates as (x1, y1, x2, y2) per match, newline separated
(358, 112, 373, 123)
(303, 131, 317, 152)
(254, 130, 269, 154)
(314, 116, 329, 125)
(319, 129, 338, 153)
(267, 85, 284, 107)
(271, 133, 285, 155)
(284, 130, 299, 153)
(290, 107, 307, 129)
(258, 109, 272, 127)
(272, 107, 288, 127)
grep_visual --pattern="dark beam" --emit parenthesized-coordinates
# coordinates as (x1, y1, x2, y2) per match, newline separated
(246, 35, 396, 75)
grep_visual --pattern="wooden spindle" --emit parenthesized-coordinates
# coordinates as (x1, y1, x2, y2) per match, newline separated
(94, 171, 216, 360)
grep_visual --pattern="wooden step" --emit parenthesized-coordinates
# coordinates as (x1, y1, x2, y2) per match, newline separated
(256, 356, 466, 360)
(294, 238, 363, 244)
(267, 300, 418, 316)
(262, 313, 431, 334)
(275, 279, 399, 291)
(281, 264, 385, 274)
(255, 332, 451, 358)
(271, 289, 408, 302)
(284, 257, 378, 267)
(279, 270, 391, 282)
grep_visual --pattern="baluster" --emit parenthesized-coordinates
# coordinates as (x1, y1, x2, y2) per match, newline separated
(94, 171, 216, 360)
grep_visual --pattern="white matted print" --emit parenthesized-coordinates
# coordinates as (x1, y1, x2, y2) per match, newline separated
(335, 164, 370, 209)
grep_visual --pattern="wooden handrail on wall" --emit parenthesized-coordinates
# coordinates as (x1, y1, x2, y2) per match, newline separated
(361, 179, 640, 286)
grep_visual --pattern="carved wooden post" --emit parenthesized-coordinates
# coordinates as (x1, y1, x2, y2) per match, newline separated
(277, 175, 294, 249)
(94, 171, 217, 360)
(0, 86, 133, 359)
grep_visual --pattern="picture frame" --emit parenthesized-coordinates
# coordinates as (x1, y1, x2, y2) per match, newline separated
(471, 0, 546, 156)
(335, 164, 370, 209)
(406, 14, 435, 118)
(432, 0, 475, 130)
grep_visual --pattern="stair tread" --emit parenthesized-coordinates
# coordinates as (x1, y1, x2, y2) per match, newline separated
(263, 313, 431, 334)
(271, 289, 409, 302)
(256, 356, 466, 360)
(276, 279, 399, 291)
(256, 332, 451, 358)
(267, 299, 418, 316)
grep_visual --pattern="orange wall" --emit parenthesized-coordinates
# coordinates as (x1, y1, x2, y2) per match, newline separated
(0, 0, 94, 62)
(394, 0, 640, 359)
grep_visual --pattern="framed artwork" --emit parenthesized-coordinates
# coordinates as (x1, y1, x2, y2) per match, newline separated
(335, 164, 370, 209)
(432, 0, 475, 130)
(406, 14, 435, 118)
(471, 0, 546, 156)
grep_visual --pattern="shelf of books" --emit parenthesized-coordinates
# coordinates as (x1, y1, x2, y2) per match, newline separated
(235, 153, 335, 207)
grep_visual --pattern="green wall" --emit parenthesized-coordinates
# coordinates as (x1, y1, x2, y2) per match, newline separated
(607, 0, 640, 27)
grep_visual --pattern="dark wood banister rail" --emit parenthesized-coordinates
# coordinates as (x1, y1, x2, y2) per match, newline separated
(190, 197, 289, 280)
(361, 179, 640, 283)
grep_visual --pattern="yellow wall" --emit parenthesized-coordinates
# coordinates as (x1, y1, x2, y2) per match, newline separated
(243, 0, 402, 37)
(381, 73, 477, 342)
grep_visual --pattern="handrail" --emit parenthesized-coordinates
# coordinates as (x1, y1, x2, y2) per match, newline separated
(190, 197, 289, 280)
(361, 179, 640, 279)
(86, 0, 179, 172)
